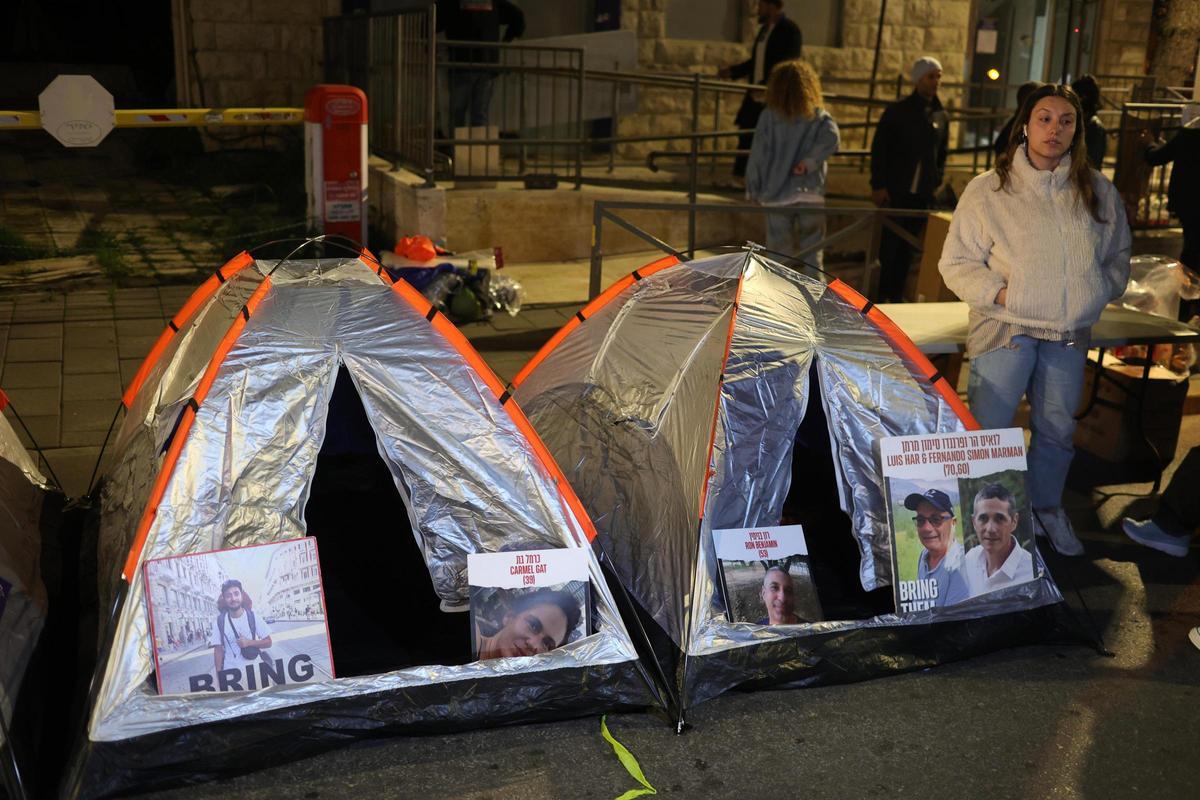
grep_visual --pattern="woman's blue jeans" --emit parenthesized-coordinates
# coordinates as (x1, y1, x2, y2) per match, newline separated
(967, 335, 1087, 509)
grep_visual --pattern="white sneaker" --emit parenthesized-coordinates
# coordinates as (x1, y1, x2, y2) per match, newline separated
(1036, 507, 1085, 557)
(1190, 627, 1200, 653)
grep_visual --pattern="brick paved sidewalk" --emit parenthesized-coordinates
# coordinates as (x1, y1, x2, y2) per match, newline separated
(0, 285, 583, 497)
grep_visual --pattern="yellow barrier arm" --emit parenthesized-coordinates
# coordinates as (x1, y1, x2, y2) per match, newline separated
(0, 108, 304, 130)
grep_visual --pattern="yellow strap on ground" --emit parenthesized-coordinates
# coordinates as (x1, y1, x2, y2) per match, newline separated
(600, 716, 657, 800)
(0, 108, 303, 130)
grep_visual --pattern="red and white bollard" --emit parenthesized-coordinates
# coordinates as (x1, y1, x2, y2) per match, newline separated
(304, 85, 368, 245)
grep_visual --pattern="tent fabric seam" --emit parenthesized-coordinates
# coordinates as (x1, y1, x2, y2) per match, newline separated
(119, 276, 274, 582)
(697, 274, 746, 518)
(388, 277, 600, 544)
(120, 251, 255, 408)
(358, 248, 395, 285)
(825, 279, 980, 430)
(509, 254, 681, 389)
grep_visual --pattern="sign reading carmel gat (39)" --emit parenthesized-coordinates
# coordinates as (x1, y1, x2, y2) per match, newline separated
(880, 428, 1041, 614)
(712, 525, 822, 626)
(143, 538, 335, 696)
(38, 75, 115, 148)
(467, 549, 590, 662)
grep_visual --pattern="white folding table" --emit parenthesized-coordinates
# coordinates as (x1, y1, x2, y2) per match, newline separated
(876, 302, 1199, 490)
(875, 302, 1200, 355)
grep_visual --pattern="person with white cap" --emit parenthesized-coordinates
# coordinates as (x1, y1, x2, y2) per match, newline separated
(869, 56, 950, 301)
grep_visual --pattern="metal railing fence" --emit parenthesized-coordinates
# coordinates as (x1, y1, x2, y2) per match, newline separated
(436, 40, 585, 186)
(1113, 102, 1188, 229)
(325, 6, 437, 185)
(589, 200, 930, 302)
(321, 11, 1186, 229)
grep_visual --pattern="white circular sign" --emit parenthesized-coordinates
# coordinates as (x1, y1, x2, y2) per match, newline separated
(39, 75, 115, 148)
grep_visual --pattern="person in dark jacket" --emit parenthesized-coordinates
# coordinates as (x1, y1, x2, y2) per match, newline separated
(1071, 74, 1108, 170)
(1122, 444, 1199, 650)
(437, 0, 525, 128)
(718, 0, 802, 177)
(1123, 445, 1200, 557)
(870, 56, 949, 302)
(1144, 108, 1200, 319)
(993, 81, 1043, 156)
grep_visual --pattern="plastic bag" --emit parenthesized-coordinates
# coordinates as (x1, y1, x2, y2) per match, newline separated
(487, 273, 524, 316)
(1116, 255, 1200, 321)
(393, 235, 443, 262)
(423, 272, 462, 310)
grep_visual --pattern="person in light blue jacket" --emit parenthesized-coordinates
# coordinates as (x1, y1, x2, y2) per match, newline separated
(746, 59, 840, 269)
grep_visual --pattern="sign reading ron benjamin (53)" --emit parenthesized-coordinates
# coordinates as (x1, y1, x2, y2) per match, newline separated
(39, 75, 115, 147)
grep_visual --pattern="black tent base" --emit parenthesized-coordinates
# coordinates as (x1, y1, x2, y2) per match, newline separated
(3, 491, 85, 800)
(680, 601, 1084, 720)
(64, 661, 654, 800)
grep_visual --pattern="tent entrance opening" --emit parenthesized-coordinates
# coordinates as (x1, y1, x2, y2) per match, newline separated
(304, 367, 470, 677)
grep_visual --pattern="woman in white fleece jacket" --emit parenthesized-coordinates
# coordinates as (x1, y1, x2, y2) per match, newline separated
(939, 83, 1131, 557)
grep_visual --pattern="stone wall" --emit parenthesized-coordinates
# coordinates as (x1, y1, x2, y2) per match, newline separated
(369, 157, 767, 261)
(1092, 0, 1154, 78)
(172, 0, 338, 109)
(615, 0, 973, 160)
(1149, 0, 1200, 88)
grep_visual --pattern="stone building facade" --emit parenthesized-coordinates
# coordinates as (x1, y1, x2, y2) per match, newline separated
(146, 554, 228, 651)
(1093, 0, 1155, 77)
(615, 0, 972, 157)
(1148, 0, 1200, 88)
(263, 538, 324, 621)
(171, 0, 338, 109)
(170, 0, 1178, 144)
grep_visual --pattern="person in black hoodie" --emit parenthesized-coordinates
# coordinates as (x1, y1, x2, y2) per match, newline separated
(869, 56, 949, 302)
(1144, 106, 1200, 319)
(437, 0, 526, 129)
(993, 80, 1043, 156)
(718, 0, 802, 177)
(1071, 74, 1108, 170)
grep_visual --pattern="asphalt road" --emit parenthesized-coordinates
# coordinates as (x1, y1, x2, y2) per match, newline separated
(136, 420, 1200, 800)
(138, 541, 1200, 800)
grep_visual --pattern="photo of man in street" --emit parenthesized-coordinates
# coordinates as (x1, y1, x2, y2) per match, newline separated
(211, 579, 273, 673)
(963, 483, 1034, 597)
(143, 538, 336, 695)
(903, 488, 969, 607)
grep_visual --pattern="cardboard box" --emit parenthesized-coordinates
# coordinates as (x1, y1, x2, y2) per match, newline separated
(1073, 359, 1188, 463)
(910, 212, 957, 303)
(453, 125, 500, 181)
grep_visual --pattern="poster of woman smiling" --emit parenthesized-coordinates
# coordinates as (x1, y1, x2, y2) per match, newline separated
(467, 549, 590, 661)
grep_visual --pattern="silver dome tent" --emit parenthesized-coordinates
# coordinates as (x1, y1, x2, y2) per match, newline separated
(0, 390, 64, 800)
(510, 247, 1070, 727)
(67, 250, 655, 798)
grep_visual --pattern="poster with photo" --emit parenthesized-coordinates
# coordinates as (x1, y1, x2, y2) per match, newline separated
(712, 525, 822, 625)
(466, 549, 590, 662)
(143, 537, 335, 695)
(880, 428, 1040, 613)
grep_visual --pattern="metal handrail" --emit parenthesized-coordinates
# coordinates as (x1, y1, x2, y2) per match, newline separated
(589, 200, 933, 300)
(1113, 100, 1188, 229)
(325, 8, 1183, 214)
